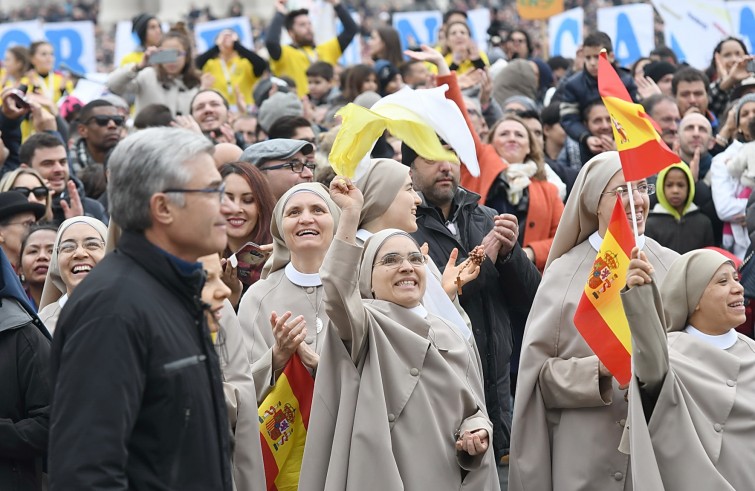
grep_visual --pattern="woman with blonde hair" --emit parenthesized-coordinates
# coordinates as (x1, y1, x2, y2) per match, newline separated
(0, 168, 52, 223)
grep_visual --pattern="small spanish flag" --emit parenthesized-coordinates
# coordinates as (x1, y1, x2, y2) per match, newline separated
(573, 197, 635, 385)
(598, 50, 681, 181)
(258, 353, 314, 491)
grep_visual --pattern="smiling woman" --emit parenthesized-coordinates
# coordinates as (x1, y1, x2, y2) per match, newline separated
(622, 248, 755, 489)
(37, 216, 108, 334)
(237, 182, 340, 403)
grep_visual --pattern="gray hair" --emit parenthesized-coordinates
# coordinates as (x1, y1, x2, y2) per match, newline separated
(107, 127, 214, 232)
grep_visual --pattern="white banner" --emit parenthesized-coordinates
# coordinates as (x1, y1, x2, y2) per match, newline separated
(193, 17, 254, 54)
(393, 11, 444, 49)
(549, 7, 583, 59)
(727, 1, 755, 54)
(597, 4, 655, 68)
(651, 0, 731, 69)
(0, 20, 96, 73)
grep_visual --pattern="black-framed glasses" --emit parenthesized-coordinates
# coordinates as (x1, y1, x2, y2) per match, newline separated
(58, 238, 105, 255)
(601, 183, 656, 199)
(12, 186, 49, 199)
(373, 252, 427, 269)
(85, 115, 125, 127)
(261, 160, 315, 175)
(163, 182, 227, 202)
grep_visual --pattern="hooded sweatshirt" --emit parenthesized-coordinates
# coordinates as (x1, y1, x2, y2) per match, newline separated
(645, 163, 715, 254)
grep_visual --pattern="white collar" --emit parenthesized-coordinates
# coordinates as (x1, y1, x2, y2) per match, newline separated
(58, 294, 68, 308)
(408, 304, 428, 319)
(284, 262, 322, 287)
(684, 325, 739, 350)
(356, 228, 373, 243)
(589, 230, 645, 252)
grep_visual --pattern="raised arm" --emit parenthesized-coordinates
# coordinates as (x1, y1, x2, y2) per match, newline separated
(234, 41, 269, 77)
(266, 0, 287, 61)
(332, 1, 359, 52)
(320, 177, 368, 362)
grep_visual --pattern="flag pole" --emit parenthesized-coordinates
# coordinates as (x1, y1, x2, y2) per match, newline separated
(626, 180, 640, 241)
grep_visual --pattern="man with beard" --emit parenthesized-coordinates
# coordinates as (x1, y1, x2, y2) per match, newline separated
(406, 142, 541, 490)
(190, 89, 245, 148)
(70, 100, 124, 199)
(265, 0, 358, 97)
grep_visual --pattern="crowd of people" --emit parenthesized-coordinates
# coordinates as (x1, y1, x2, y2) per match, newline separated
(2, 1, 755, 490)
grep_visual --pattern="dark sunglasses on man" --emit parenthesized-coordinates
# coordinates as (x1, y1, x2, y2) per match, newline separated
(12, 186, 49, 199)
(85, 115, 125, 127)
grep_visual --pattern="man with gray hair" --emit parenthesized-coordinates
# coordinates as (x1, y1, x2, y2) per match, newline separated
(48, 127, 235, 491)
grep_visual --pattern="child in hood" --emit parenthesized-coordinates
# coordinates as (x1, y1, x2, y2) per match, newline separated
(645, 163, 715, 254)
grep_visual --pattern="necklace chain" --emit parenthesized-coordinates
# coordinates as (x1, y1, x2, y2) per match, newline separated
(302, 286, 324, 318)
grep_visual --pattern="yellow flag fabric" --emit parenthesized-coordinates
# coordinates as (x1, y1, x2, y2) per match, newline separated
(329, 102, 459, 178)
(516, 0, 564, 20)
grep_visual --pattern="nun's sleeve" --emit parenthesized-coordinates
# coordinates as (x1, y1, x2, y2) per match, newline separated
(621, 280, 669, 417)
(321, 238, 369, 364)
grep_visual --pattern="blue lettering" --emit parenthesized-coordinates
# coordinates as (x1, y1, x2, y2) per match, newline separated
(199, 25, 243, 50)
(738, 7, 755, 53)
(45, 28, 84, 73)
(613, 13, 641, 66)
(669, 33, 686, 64)
(0, 30, 33, 58)
(552, 18, 579, 56)
(395, 16, 439, 50)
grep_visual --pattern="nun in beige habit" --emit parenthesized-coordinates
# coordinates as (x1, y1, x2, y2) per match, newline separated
(298, 177, 498, 490)
(508, 151, 679, 491)
(355, 158, 478, 345)
(621, 249, 755, 490)
(38, 216, 108, 334)
(237, 182, 340, 402)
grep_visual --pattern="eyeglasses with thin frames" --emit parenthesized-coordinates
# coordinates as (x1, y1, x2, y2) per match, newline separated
(600, 183, 655, 200)
(58, 238, 105, 255)
(162, 182, 227, 203)
(261, 160, 316, 175)
(373, 252, 427, 269)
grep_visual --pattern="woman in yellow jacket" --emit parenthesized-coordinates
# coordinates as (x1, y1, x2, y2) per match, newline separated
(0, 46, 31, 89)
(438, 21, 489, 75)
(195, 29, 268, 111)
(27, 41, 73, 105)
(120, 14, 163, 67)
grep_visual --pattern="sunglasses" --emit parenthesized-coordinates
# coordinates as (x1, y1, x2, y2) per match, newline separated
(12, 186, 49, 199)
(85, 115, 125, 127)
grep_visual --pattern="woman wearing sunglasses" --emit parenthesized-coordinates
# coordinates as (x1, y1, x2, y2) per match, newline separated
(0, 168, 53, 222)
(299, 178, 497, 490)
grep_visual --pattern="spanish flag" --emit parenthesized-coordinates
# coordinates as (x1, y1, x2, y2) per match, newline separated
(516, 0, 564, 20)
(258, 353, 314, 491)
(598, 51, 681, 181)
(573, 197, 635, 385)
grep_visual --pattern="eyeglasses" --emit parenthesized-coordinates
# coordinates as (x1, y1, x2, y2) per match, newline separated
(163, 182, 227, 202)
(85, 115, 125, 127)
(58, 238, 105, 255)
(12, 186, 49, 199)
(261, 160, 316, 175)
(601, 183, 656, 199)
(373, 252, 427, 269)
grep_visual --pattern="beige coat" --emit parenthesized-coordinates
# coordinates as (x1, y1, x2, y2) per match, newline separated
(509, 238, 677, 491)
(622, 264, 755, 490)
(237, 270, 328, 402)
(216, 301, 265, 491)
(107, 65, 198, 116)
(299, 238, 498, 490)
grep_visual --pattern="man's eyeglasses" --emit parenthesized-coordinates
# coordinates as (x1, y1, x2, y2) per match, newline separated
(85, 115, 125, 127)
(601, 183, 656, 199)
(261, 160, 316, 175)
(58, 239, 105, 256)
(163, 182, 227, 202)
(12, 186, 49, 199)
(373, 252, 427, 269)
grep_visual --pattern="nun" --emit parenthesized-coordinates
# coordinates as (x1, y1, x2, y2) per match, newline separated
(509, 151, 679, 491)
(621, 248, 755, 490)
(237, 182, 340, 402)
(299, 177, 498, 490)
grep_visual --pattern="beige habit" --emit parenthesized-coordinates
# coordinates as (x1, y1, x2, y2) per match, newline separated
(621, 249, 755, 490)
(509, 152, 679, 491)
(299, 230, 498, 490)
(37, 216, 108, 335)
(216, 301, 266, 491)
(355, 158, 475, 341)
(237, 183, 340, 402)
